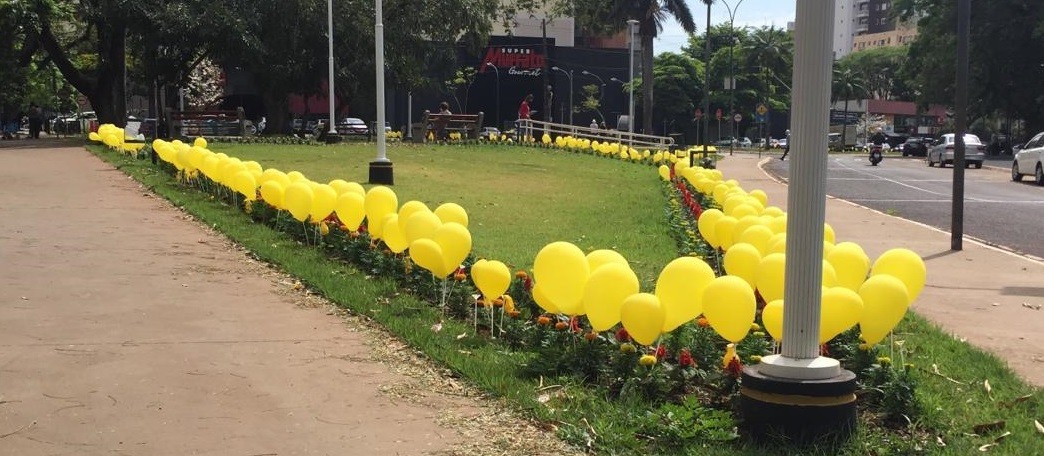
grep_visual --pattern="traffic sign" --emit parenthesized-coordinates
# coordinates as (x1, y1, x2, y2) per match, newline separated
(715, 108, 723, 120)
(756, 103, 768, 116)
(733, 113, 742, 123)
(694, 108, 703, 120)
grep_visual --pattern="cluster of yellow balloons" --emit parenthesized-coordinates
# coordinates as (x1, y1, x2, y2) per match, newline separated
(88, 123, 146, 154)
(665, 159, 926, 346)
(529, 241, 755, 346)
(538, 133, 686, 164)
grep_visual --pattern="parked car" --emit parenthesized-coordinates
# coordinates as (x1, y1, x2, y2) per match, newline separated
(927, 133, 986, 168)
(715, 137, 736, 147)
(901, 137, 929, 157)
(337, 117, 369, 136)
(478, 127, 501, 140)
(1011, 131, 1044, 185)
(738, 137, 753, 148)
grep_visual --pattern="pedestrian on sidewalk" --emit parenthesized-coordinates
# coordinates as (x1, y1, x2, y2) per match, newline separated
(780, 129, 791, 160)
(516, 94, 533, 142)
(28, 104, 43, 139)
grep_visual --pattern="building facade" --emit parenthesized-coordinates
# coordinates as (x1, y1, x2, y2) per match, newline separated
(833, 0, 915, 59)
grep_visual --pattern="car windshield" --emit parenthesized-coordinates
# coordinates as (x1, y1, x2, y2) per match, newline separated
(944, 134, 982, 145)
(343, 118, 364, 125)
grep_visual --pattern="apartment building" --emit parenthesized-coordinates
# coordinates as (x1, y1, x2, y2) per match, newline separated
(833, 0, 916, 59)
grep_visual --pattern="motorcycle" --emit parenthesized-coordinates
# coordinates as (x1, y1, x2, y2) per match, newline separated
(869, 143, 883, 166)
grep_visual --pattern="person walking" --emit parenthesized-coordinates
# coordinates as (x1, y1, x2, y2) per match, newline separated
(780, 129, 792, 160)
(28, 104, 43, 139)
(516, 94, 533, 142)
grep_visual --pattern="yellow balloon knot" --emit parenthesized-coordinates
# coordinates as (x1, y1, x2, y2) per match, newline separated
(750, 323, 761, 331)
(752, 331, 765, 338)
(639, 355, 657, 367)
(877, 356, 892, 366)
(620, 343, 636, 354)
(243, 200, 253, 214)
(319, 222, 330, 236)
(858, 343, 872, 351)
(749, 355, 762, 364)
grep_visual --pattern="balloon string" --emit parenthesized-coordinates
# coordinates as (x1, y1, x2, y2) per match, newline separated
(489, 302, 494, 339)
(499, 300, 505, 337)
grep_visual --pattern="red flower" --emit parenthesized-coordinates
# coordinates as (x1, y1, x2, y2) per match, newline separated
(523, 276, 533, 291)
(569, 316, 581, 333)
(655, 345, 667, 360)
(725, 357, 743, 378)
(615, 328, 631, 342)
(678, 349, 695, 368)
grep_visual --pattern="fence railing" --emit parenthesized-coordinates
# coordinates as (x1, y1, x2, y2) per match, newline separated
(519, 119, 676, 150)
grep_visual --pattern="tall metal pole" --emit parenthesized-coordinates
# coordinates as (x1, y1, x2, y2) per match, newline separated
(486, 62, 500, 129)
(627, 19, 638, 134)
(759, 0, 839, 378)
(326, 0, 336, 134)
(367, 0, 393, 184)
(568, 70, 573, 125)
(723, 0, 745, 156)
(951, 0, 970, 251)
(702, 2, 711, 152)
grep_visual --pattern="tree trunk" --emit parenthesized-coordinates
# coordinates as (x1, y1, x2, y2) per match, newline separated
(641, 24, 655, 135)
(262, 89, 289, 134)
(39, 18, 127, 127)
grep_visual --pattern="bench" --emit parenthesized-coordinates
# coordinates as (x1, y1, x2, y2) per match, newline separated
(415, 111, 484, 142)
(165, 107, 246, 139)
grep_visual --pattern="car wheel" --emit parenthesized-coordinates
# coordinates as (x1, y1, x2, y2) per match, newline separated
(938, 158, 946, 168)
(1036, 163, 1044, 186)
(974, 162, 982, 169)
(1012, 162, 1023, 181)
(927, 155, 935, 167)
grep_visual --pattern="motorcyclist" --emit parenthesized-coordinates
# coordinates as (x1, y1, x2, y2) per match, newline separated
(869, 129, 886, 165)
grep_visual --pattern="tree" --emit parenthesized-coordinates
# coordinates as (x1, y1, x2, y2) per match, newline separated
(832, 66, 868, 149)
(577, 84, 605, 125)
(836, 46, 912, 101)
(651, 52, 702, 136)
(894, 0, 1044, 134)
(610, 0, 697, 135)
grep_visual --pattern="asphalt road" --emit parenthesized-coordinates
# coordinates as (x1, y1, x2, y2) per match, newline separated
(763, 154, 1044, 260)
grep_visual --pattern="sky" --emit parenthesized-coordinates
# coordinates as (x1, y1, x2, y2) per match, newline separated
(654, 0, 797, 55)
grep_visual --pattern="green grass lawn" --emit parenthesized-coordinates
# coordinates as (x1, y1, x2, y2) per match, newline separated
(212, 141, 679, 285)
(92, 141, 1041, 455)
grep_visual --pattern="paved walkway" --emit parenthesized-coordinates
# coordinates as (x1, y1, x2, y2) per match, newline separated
(715, 153, 1044, 386)
(0, 145, 568, 455)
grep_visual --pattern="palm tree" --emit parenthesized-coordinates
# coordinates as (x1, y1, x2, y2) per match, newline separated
(832, 66, 869, 150)
(614, 0, 697, 135)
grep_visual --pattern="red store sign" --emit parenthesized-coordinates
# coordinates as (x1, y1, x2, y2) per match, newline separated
(479, 47, 545, 77)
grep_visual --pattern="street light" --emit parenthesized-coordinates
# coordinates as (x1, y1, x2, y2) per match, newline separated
(581, 70, 606, 124)
(551, 66, 574, 125)
(722, 0, 746, 155)
(368, 0, 393, 184)
(326, 0, 337, 136)
(626, 19, 639, 134)
(486, 62, 500, 129)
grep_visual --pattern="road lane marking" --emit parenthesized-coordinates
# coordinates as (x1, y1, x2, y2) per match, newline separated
(830, 157, 991, 202)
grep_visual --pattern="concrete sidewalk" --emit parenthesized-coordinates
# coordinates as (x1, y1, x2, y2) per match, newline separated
(714, 153, 1044, 386)
(0, 147, 568, 455)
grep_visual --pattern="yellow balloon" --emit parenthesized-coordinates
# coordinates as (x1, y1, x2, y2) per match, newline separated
(823, 223, 836, 244)
(193, 137, 208, 148)
(310, 184, 338, 222)
(583, 263, 640, 331)
(870, 248, 926, 302)
(259, 180, 285, 208)
(655, 257, 716, 332)
(89, 131, 101, 142)
(723, 242, 762, 288)
(286, 171, 307, 182)
(586, 249, 629, 273)
(697, 209, 724, 248)
(822, 260, 838, 287)
(657, 164, 671, 181)
(334, 192, 366, 231)
(762, 205, 785, 217)
(749, 189, 768, 206)
(409, 238, 451, 278)
(283, 182, 314, 222)
(827, 242, 871, 291)
(472, 259, 512, 301)
(731, 203, 758, 220)
(768, 215, 788, 234)
(737, 224, 774, 255)
(756, 253, 787, 303)
(381, 214, 410, 253)
(620, 293, 665, 346)
(714, 216, 739, 250)
(365, 186, 399, 225)
(701, 275, 757, 342)
(231, 170, 258, 200)
(404, 210, 443, 244)
(327, 179, 353, 195)
(432, 222, 471, 274)
(397, 200, 429, 224)
(820, 287, 863, 344)
(434, 202, 469, 227)
(858, 274, 911, 345)
(761, 299, 784, 341)
(532, 284, 560, 314)
(533, 242, 590, 316)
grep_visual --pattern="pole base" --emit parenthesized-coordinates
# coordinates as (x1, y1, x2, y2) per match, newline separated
(368, 160, 394, 185)
(323, 133, 341, 144)
(740, 365, 857, 445)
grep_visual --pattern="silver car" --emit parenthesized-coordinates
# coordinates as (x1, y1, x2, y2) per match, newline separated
(927, 133, 986, 169)
(1011, 131, 1044, 185)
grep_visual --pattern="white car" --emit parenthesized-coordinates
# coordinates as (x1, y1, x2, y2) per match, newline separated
(1012, 131, 1044, 185)
(927, 133, 986, 169)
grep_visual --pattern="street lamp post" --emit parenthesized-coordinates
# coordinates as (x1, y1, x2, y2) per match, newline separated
(551, 66, 574, 125)
(722, 0, 746, 156)
(581, 70, 606, 125)
(326, 0, 337, 138)
(626, 19, 639, 135)
(368, 0, 393, 184)
(486, 62, 500, 130)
